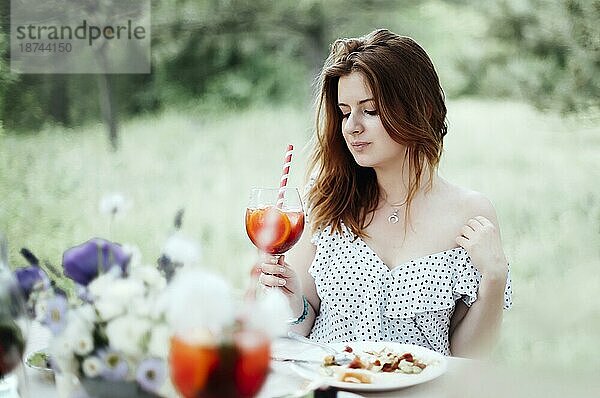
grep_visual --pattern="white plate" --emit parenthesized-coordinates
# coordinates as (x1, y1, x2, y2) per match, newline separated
(290, 341, 447, 392)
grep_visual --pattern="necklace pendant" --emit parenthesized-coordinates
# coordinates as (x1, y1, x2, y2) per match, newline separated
(388, 211, 399, 224)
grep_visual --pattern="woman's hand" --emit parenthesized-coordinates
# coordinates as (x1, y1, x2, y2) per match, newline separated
(456, 216, 508, 280)
(258, 255, 300, 294)
(257, 254, 304, 316)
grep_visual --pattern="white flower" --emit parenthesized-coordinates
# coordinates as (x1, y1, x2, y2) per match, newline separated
(130, 265, 166, 292)
(148, 324, 171, 358)
(122, 244, 143, 269)
(73, 332, 94, 356)
(106, 315, 153, 358)
(48, 334, 78, 374)
(64, 311, 94, 337)
(95, 299, 125, 321)
(109, 278, 146, 302)
(152, 290, 171, 321)
(166, 269, 235, 342)
(75, 304, 96, 326)
(82, 356, 103, 378)
(88, 267, 121, 299)
(246, 289, 292, 338)
(99, 192, 130, 218)
(90, 271, 147, 321)
(131, 296, 153, 318)
(162, 233, 201, 267)
(92, 273, 145, 303)
(50, 333, 72, 358)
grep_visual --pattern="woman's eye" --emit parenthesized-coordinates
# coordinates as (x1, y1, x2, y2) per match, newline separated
(364, 109, 378, 116)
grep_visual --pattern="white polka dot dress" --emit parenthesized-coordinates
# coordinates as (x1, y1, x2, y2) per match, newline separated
(308, 224, 513, 355)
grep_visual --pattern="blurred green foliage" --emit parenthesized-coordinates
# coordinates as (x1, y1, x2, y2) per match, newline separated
(458, 0, 600, 114)
(0, 0, 597, 134)
(0, 0, 398, 132)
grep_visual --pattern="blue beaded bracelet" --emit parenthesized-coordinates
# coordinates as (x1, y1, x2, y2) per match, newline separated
(288, 295, 309, 325)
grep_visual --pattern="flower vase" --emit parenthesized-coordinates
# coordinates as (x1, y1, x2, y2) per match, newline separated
(80, 378, 160, 398)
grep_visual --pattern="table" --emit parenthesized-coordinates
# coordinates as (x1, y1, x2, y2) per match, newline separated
(22, 323, 600, 398)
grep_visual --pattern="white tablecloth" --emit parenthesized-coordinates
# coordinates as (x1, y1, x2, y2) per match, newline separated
(22, 322, 600, 398)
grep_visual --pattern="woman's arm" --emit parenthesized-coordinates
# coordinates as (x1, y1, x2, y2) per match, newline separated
(450, 194, 509, 358)
(450, 274, 507, 358)
(258, 226, 319, 336)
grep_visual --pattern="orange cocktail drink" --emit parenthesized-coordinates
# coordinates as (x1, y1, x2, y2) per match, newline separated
(245, 205, 304, 255)
(170, 330, 271, 398)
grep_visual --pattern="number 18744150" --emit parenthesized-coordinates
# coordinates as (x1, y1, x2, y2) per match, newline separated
(18, 42, 72, 53)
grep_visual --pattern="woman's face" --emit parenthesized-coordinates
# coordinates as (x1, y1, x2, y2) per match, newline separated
(337, 71, 405, 170)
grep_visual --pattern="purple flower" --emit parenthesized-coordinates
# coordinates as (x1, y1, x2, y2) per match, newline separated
(43, 295, 68, 335)
(14, 266, 50, 301)
(63, 238, 130, 286)
(135, 358, 166, 393)
(99, 350, 128, 381)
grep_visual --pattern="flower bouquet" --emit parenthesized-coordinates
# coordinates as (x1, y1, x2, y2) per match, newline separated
(14, 222, 291, 398)
(17, 238, 175, 398)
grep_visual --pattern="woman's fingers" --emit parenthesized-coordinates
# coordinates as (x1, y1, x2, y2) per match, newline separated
(258, 272, 287, 287)
(456, 235, 469, 248)
(461, 217, 489, 239)
(260, 263, 287, 275)
(467, 218, 484, 231)
(461, 224, 475, 238)
(475, 215, 495, 229)
(257, 254, 298, 294)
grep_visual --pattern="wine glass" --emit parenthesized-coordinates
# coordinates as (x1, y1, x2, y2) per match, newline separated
(169, 329, 271, 398)
(245, 187, 305, 258)
(245, 188, 304, 299)
(0, 234, 29, 398)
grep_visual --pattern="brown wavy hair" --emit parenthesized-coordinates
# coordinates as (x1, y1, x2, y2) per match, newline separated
(307, 29, 448, 238)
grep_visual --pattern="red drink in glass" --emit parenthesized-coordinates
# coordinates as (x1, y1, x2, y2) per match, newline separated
(245, 206, 305, 255)
(170, 330, 271, 398)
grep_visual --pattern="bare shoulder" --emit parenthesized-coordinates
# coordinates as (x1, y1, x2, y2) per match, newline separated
(436, 179, 499, 225)
(462, 190, 498, 224)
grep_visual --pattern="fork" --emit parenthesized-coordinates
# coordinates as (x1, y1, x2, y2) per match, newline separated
(271, 378, 329, 398)
(272, 362, 335, 398)
(287, 332, 354, 365)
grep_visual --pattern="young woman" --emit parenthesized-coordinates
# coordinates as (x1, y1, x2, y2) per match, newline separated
(259, 29, 512, 358)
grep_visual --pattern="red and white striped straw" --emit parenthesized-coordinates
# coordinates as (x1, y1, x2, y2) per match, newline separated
(276, 144, 294, 208)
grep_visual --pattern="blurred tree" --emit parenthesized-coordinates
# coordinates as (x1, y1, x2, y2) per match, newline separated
(0, 0, 157, 143)
(151, 0, 399, 107)
(458, 0, 600, 114)
(0, 3, 13, 123)
(1, 0, 419, 136)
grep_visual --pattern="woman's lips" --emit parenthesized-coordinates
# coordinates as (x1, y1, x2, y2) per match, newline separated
(351, 142, 371, 151)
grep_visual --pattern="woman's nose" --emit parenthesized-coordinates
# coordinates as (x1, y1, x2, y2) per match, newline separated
(342, 113, 363, 136)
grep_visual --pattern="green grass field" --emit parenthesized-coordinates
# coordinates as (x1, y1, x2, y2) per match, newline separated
(1, 98, 599, 375)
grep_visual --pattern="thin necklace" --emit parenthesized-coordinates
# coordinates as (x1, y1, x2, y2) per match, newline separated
(381, 197, 407, 224)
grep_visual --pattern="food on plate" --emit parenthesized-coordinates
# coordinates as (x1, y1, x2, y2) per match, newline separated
(26, 350, 51, 370)
(339, 370, 372, 384)
(323, 346, 428, 383)
(323, 355, 337, 366)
